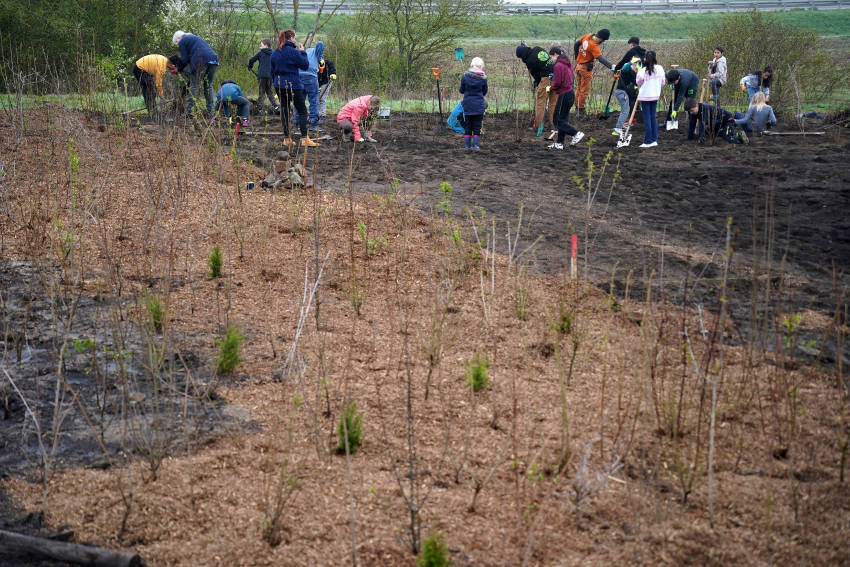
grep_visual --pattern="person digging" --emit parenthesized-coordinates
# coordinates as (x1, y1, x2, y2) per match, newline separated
(574, 28, 615, 118)
(337, 95, 380, 143)
(665, 67, 699, 126)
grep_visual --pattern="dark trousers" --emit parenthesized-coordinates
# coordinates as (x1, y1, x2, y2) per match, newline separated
(553, 90, 578, 143)
(220, 96, 250, 119)
(132, 65, 156, 115)
(257, 77, 276, 108)
(275, 86, 307, 137)
(188, 62, 217, 116)
(464, 114, 483, 136)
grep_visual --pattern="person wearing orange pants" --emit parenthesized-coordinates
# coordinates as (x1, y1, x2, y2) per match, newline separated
(574, 28, 615, 117)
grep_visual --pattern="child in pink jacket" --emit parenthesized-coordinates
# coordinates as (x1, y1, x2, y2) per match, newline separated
(336, 95, 380, 142)
(635, 50, 665, 148)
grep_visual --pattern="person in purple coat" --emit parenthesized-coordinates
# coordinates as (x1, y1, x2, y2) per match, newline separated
(548, 47, 584, 150)
(270, 29, 317, 147)
(172, 31, 219, 117)
(459, 57, 488, 151)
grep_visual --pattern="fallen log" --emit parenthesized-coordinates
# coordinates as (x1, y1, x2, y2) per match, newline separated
(0, 529, 141, 567)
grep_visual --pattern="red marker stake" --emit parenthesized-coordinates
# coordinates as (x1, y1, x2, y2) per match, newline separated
(570, 234, 577, 280)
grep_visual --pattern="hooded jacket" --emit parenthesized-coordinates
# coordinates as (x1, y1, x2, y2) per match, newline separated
(336, 95, 374, 141)
(459, 69, 488, 116)
(735, 103, 776, 133)
(216, 81, 244, 103)
(135, 54, 169, 98)
(248, 47, 274, 78)
(299, 41, 325, 78)
(318, 58, 337, 86)
(550, 56, 574, 95)
(271, 40, 309, 90)
(177, 34, 219, 74)
(672, 68, 699, 110)
(515, 45, 553, 86)
(708, 55, 727, 84)
(636, 65, 666, 101)
(614, 45, 646, 71)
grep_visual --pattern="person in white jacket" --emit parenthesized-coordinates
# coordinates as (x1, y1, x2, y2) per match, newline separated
(707, 46, 727, 102)
(635, 50, 666, 148)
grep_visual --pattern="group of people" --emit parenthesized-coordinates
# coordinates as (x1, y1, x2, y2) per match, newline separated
(507, 31, 777, 149)
(133, 29, 381, 149)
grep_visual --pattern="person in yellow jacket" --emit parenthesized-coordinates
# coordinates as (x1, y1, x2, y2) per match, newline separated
(133, 54, 176, 116)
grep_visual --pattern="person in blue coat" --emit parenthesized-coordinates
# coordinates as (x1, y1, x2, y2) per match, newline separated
(172, 31, 219, 117)
(215, 80, 251, 125)
(271, 29, 317, 147)
(248, 39, 278, 112)
(459, 57, 488, 150)
(298, 40, 325, 131)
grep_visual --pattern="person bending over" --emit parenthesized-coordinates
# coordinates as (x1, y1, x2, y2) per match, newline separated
(337, 95, 380, 143)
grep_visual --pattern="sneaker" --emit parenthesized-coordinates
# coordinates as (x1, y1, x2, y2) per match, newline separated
(301, 136, 319, 147)
(738, 131, 749, 144)
(570, 131, 585, 145)
(612, 128, 622, 136)
(648, 141, 658, 147)
(547, 142, 564, 150)
(240, 119, 250, 127)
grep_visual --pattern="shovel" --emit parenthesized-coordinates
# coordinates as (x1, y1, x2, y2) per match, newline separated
(431, 67, 446, 133)
(617, 97, 640, 148)
(598, 76, 618, 120)
(665, 100, 678, 131)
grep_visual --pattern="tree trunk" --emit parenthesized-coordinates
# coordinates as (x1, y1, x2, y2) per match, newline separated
(0, 529, 142, 567)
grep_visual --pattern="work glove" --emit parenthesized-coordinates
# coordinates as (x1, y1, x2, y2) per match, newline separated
(622, 62, 631, 72)
(357, 138, 365, 143)
(611, 65, 616, 72)
(740, 85, 746, 92)
(330, 74, 337, 80)
(545, 85, 550, 92)
(765, 97, 770, 103)
(671, 110, 677, 119)
(319, 59, 324, 66)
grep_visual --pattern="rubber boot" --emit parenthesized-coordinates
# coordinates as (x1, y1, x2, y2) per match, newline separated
(464, 135, 471, 150)
(473, 135, 480, 150)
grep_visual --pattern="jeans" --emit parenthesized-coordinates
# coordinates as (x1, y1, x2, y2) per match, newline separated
(614, 89, 632, 129)
(187, 62, 217, 116)
(276, 86, 307, 137)
(299, 75, 320, 125)
(709, 78, 723, 101)
(640, 100, 658, 144)
(220, 96, 250, 119)
(318, 80, 333, 120)
(554, 90, 578, 143)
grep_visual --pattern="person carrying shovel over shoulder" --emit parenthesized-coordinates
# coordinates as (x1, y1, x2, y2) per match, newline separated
(665, 68, 699, 122)
(514, 42, 558, 134)
(337, 95, 380, 143)
(574, 28, 615, 117)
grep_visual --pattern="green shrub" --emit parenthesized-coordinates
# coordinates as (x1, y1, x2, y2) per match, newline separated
(465, 354, 490, 392)
(417, 531, 451, 567)
(145, 294, 165, 333)
(215, 324, 244, 375)
(208, 245, 223, 279)
(556, 304, 573, 335)
(336, 401, 364, 454)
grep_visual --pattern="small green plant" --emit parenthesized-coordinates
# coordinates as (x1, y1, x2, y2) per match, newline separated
(556, 304, 573, 335)
(465, 354, 491, 392)
(215, 324, 244, 375)
(436, 181, 452, 214)
(417, 531, 451, 567)
(145, 294, 165, 333)
(336, 401, 363, 454)
(208, 245, 223, 279)
(72, 337, 96, 353)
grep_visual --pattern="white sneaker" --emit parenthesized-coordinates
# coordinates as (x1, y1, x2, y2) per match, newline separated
(648, 141, 658, 147)
(547, 142, 564, 150)
(570, 131, 585, 145)
(612, 128, 622, 136)
(639, 143, 651, 148)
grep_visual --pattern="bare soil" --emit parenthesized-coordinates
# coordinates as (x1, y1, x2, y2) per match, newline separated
(1, 106, 848, 566)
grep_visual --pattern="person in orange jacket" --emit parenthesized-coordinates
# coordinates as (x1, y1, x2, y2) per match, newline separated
(574, 29, 615, 117)
(336, 95, 380, 142)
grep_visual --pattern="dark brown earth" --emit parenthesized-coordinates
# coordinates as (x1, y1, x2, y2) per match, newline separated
(237, 109, 850, 363)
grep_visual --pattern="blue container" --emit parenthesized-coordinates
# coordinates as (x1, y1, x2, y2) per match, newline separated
(454, 47, 465, 61)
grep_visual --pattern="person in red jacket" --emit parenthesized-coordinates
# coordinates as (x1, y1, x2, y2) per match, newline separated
(336, 95, 380, 142)
(547, 48, 585, 150)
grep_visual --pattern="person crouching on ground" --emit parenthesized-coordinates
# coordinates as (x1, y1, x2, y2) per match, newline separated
(133, 54, 175, 117)
(215, 80, 251, 126)
(548, 47, 584, 150)
(337, 95, 379, 143)
(739, 66, 773, 102)
(684, 97, 743, 144)
(459, 57, 488, 151)
(574, 28, 615, 117)
(271, 29, 318, 148)
(248, 39, 278, 113)
(635, 50, 665, 148)
(734, 91, 776, 135)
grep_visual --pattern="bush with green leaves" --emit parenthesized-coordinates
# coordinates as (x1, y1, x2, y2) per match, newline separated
(676, 10, 841, 115)
(215, 324, 244, 375)
(208, 245, 223, 279)
(336, 401, 363, 454)
(465, 354, 491, 392)
(417, 531, 451, 567)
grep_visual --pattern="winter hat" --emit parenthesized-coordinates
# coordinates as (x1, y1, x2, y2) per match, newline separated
(470, 57, 484, 71)
(597, 29, 610, 41)
(172, 30, 185, 44)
